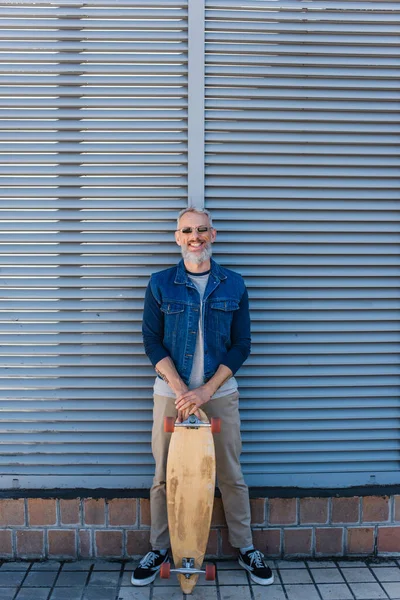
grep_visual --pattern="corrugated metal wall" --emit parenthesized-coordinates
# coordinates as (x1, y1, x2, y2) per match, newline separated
(0, 0, 399, 489)
(0, 0, 188, 488)
(205, 0, 400, 486)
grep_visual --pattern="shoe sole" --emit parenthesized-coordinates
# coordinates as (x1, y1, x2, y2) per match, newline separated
(131, 572, 158, 586)
(238, 557, 274, 586)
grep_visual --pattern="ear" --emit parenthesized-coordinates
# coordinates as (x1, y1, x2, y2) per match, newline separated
(175, 230, 182, 246)
(211, 228, 217, 243)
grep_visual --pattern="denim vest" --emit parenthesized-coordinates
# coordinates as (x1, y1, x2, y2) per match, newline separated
(142, 258, 251, 385)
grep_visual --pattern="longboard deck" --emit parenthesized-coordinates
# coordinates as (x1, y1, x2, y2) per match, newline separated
(166, 409, 216, 594)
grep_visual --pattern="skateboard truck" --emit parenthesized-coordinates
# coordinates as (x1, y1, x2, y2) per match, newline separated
(164, 414, 221, 433)
(160, 558, 216, 581)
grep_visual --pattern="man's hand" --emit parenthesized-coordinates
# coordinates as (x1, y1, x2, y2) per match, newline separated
(175, 385, 212, 415)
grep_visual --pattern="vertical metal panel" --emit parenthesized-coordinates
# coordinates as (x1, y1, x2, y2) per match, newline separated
(188, 0, 206, 209)
(0, 0, 188, 489)
(204, 0, 400, 487)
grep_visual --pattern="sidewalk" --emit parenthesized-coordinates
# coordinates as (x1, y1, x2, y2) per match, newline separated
(0, 557, 399, 600)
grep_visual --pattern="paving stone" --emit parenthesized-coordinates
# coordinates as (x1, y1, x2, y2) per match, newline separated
(152, 587, 184, 600)
(185, 587, 218, 600)
(0, 562, 30, 571)
(31, 561, 61, 571)
(50, 587, 84, 600)
(311, 568, 345, 584)
(117, 588, 151, 600)
(284, 584, 321, 600)
(219, 585, 252, 600)
(382, 582, 400, 599)
(280, 569, 313, 584)
(61, 560, 94, 571)
(23, 570, 57, 587)
(341, 567, 376, 583)
(83, 587, 119, 600)
(317, 584, 354, 600)
(217, 569, 249, 585)
(372, 568, 400, 582)
(337, 561, 368, 568)
(93, 561, 122, 571)
(349, 582, 390, 599)
(88, 570, 119, 586)
(217, 561, 241, 570)
(153, 574, 180, 587)
(0, 588, 17, 600)
(308, 561, 339, 569)
(0, 571, 26, 587)
(276, 560, 307, 569)
(120, 570, 134, 586)
(252, 583, 286, 600)
(55, 570, 88, 586)
(16, 588, 52, 600)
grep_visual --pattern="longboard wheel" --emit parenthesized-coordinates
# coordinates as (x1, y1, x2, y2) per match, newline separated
(160, 562, 171, 579)
(210, 417, 221, 434)
(164, 416, 175, 433)
(205, 563, 216, 581)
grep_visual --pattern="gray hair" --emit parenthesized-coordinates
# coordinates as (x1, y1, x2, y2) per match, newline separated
(177, 207, 213, 229)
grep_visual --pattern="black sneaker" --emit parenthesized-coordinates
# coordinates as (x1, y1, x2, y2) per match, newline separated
(131, 550, 169, 586)
(238, 548, 274, 585)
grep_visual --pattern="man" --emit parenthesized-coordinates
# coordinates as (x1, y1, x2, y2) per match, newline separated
(131, 208, 273, 587)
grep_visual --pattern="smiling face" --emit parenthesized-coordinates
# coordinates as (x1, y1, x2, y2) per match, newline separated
(175, 210, 217, 271)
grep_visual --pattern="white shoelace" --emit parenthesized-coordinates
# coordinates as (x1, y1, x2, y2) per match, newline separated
(139, 551, 159, 569)
(247, 550, 265, 569)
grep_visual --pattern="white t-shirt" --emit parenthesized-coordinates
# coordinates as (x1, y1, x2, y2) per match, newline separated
(153, 270, 238, 398)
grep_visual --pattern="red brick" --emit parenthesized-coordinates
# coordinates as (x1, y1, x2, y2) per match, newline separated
(48, 530, 76, 558)
(79, 530, 91, 559)
(251, 499, 266, 526)
(206, 529, 218, 555)
(269, 498, 297, 525)
(378, 527, 400, 553)
(300, 498, 328, 525)
(332, 497, 360, 524)
(126, 530, 151, 557)
(315, 528, 343, 556)
(60, 499, 80, 525)
(16, 530, 44, 558)
(95, 530, 123, 558)
(211, 498, 226, 527)
(140, 499, 151, 527)
(108, 498, 136, 526)
(284, 529, 312, 556)
(220, 529, 235, 557)
(0, 499, 25, 526)
(28, 498, 57, 526)
(252, 529, 281, 557)
(362, 496, 389, 523)
(347, 527, 374, 554)
(0, 530, 13, 557)
(394, 496, 400, 521)
(84, 499, 105, 525)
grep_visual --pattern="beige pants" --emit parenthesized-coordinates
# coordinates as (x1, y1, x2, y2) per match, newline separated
(150, 391, 253, 550)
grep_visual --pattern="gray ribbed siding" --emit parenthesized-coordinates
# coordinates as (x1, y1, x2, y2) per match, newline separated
(0, 0, 399, 491)
(0, 1, 188, 489)
(204, 0, 400, 486)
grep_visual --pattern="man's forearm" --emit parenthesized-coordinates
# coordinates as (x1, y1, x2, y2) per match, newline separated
(202, 364, 233, 397)
(155, 356, 188, 397)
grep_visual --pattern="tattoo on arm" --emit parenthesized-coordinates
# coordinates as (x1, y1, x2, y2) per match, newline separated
(156, 368, 170, 385)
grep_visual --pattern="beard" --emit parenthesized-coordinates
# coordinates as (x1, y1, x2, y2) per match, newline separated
(181, 242, 212, 265)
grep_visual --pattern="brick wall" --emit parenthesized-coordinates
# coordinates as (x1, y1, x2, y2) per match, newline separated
(0, 495, 399, 560)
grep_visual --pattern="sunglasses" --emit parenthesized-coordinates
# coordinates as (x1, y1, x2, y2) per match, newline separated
(176, 226, 213, 234)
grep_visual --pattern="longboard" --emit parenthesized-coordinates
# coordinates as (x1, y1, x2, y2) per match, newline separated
(161, 409, 220, 594)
